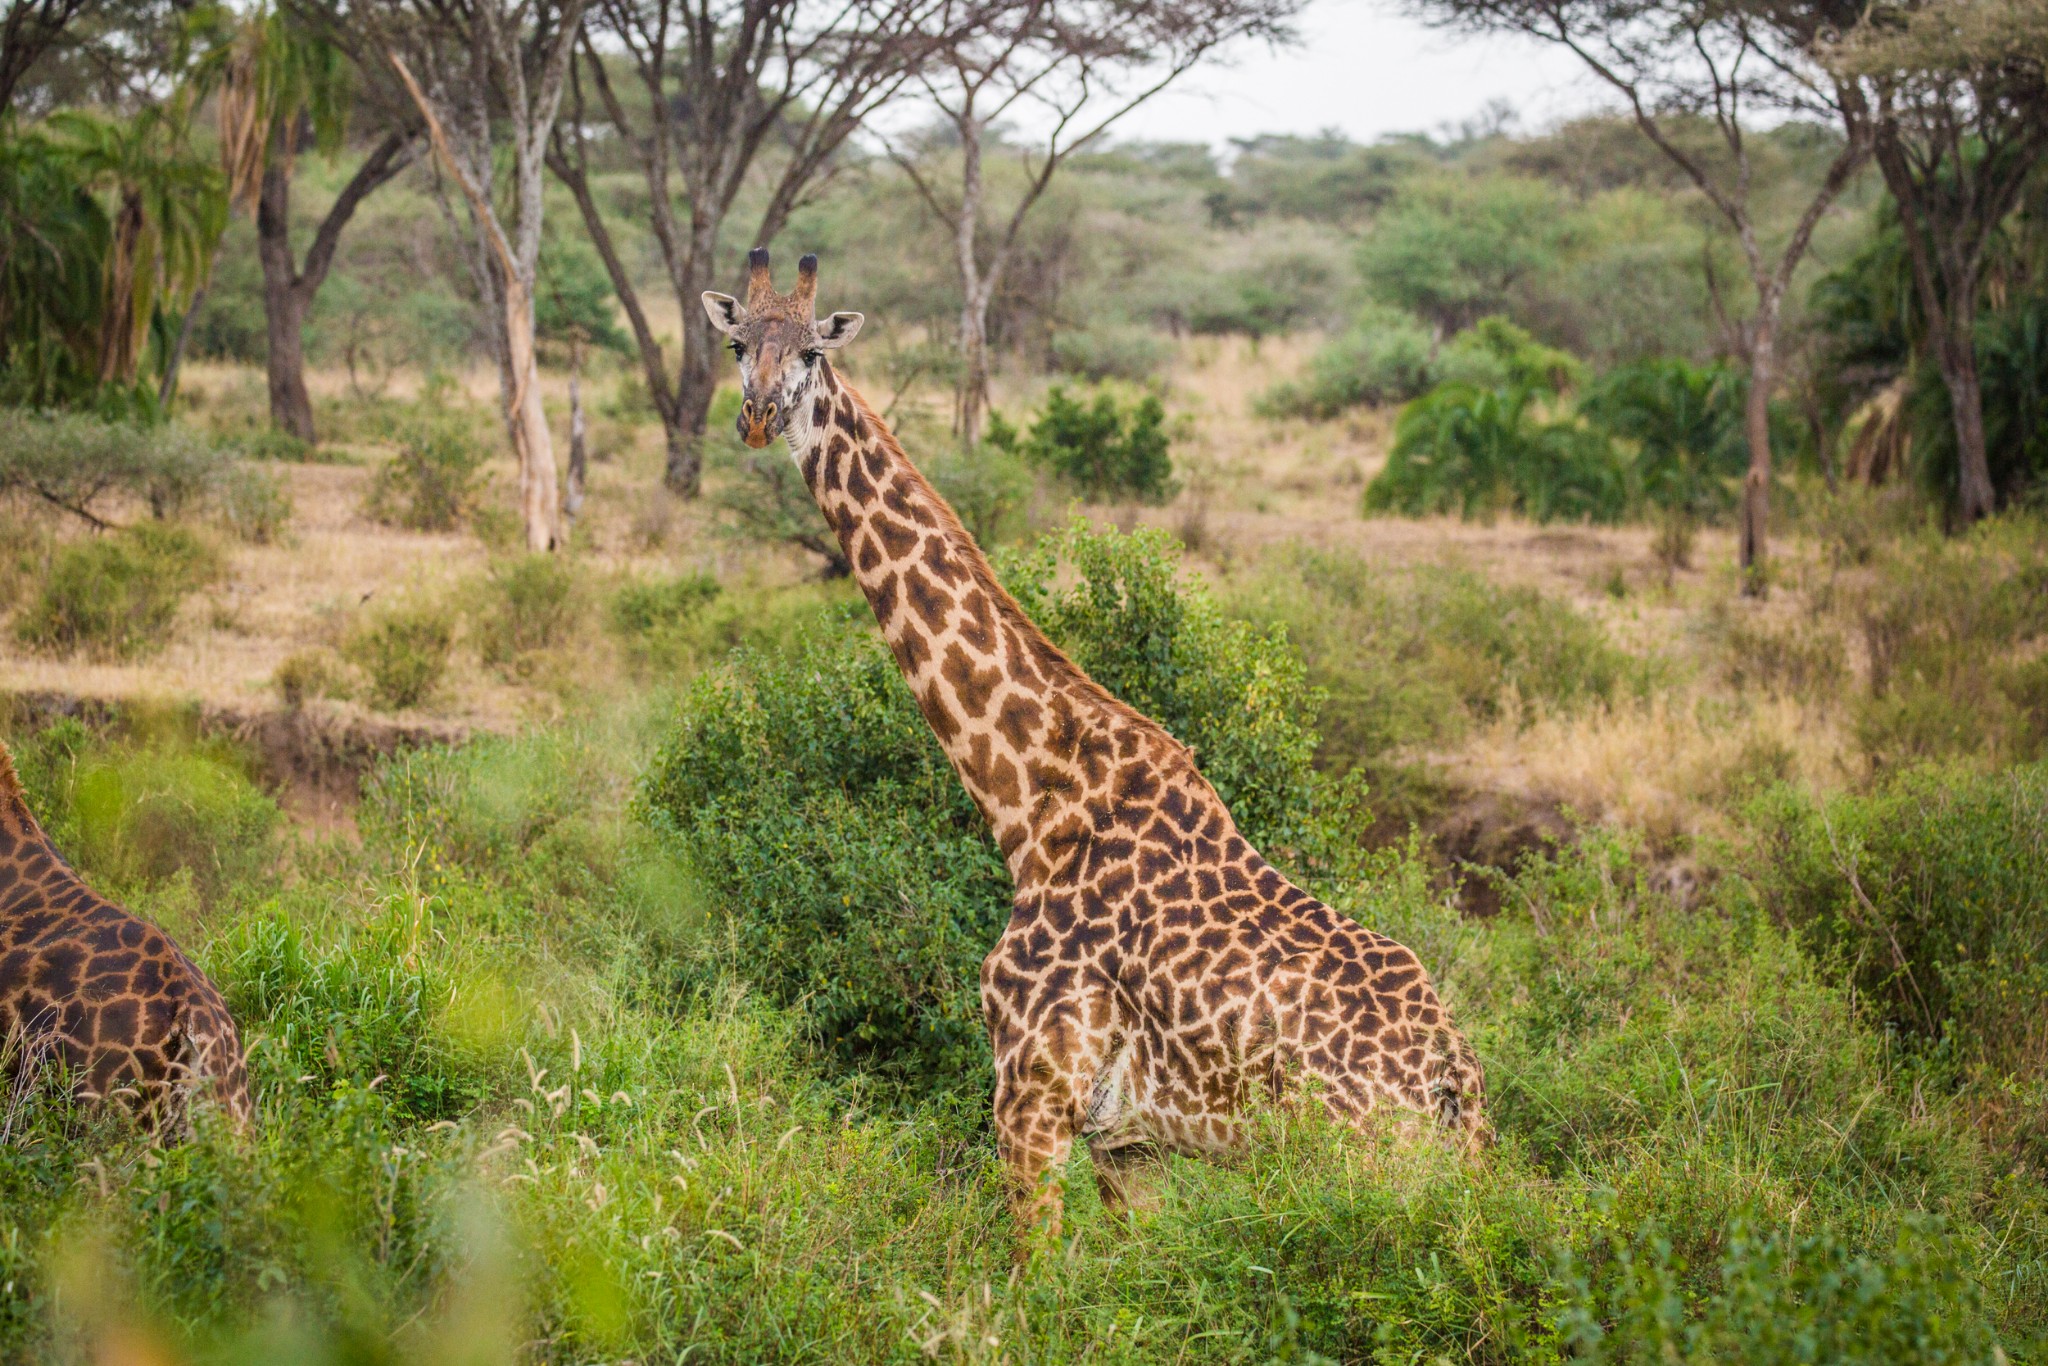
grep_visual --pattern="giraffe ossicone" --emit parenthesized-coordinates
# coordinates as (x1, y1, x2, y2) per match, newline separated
(0, 740, 252, 1133)
(704, 250, 1488, 1251)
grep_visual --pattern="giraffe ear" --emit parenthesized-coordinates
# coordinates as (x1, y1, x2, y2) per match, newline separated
(701, 292, 746, 335)
(814, 311, 863, 349)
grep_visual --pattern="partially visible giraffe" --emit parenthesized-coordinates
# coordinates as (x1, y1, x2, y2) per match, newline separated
(0, 738, 251, 1131)
(704, 250, 1486, 1247)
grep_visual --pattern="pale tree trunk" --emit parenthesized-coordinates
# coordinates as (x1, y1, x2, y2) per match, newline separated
(1739, 316, 1775, 593)
(392, 51, 567, 551)
(501, 274, 559, 550)
(564, 340, 586, 520)
(953, 112, 993, 446)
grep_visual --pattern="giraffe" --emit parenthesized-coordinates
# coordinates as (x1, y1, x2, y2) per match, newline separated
(703, 249, 1487, 1248)
(0, 738, 252, 1132)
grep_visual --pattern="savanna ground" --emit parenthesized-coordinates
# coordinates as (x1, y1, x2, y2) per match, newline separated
(1, 331, 2045, 1365)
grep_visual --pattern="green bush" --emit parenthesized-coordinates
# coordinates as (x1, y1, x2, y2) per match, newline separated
(213, 463, 294, 544)
(1009, 385, 1175, 503)
(1747, 764, 2048, 1105)
(610, 571, 720, 638)
(1047, 324, 1172, 381)
(0, 410, 227, 523)
(348, 605, 454, 710)
(923, 439, 1037, 545)
(12, 523, 221, 658)
(639, 523, 1345, 1093)
(1255, 303, 1435, 419)
(363, 416, 486, 532)
(474, 554, 576, 674)
(1579, 356, 1748, 520)
(1366, 382, 1627, 524)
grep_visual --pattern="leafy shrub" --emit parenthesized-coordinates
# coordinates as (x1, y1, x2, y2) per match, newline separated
(1846, 520, 2048, 767)
(272, 648, 354, 708)
(474, 554, 576, 673)
(348, 605, 454, 710)
(1579, 356, 1748, 520)
(213, 464, 294, 544)
(1255, 303, 1434, 419)
(611, 572, 720, 638)
(1747, 764, 2048, 1154)
(1366, 381, 1627, 523)
(1008, 385, 1175, 503)
(13, 523, 220, 658)
(0, 410, 228, 523)
(363, 416, 486, 532)
(1047, 324, 1172, 381)
(639, 523, 1344, 1092)
(923, 439, 1037, 545)
(1433, 315, 1585, 395)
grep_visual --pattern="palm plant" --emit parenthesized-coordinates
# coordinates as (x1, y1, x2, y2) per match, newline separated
(0, 130, 110, 405)
(1366, 380, 1627, 524)
(1579, 358, 1750, 521)
(43, 106, 225, 388)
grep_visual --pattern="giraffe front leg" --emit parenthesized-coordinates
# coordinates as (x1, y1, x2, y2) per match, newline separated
(991, 1054, 1077, 1261)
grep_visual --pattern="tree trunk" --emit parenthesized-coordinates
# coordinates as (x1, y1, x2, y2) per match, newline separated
(501, 274, 559, 551)
(98, 188, 145, 386)
(158, 281, 207, 410)
(1739, 319, 1775, 595)
(256, 159, 318, 441)
(953, 112, 991, 447)
(666, 324, 718, 496)
(565, 363, 587, 521)
(1934, 310, 1995, 523)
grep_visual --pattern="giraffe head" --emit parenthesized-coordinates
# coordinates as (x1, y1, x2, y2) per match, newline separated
(702, 248, 864, 449)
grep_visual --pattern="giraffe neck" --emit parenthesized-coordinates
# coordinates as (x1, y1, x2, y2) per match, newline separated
(0, 742, 40, 842)
(790, 363, 1186, 888)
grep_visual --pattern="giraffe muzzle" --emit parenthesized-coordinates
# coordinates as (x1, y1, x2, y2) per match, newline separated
(739, 397, 779, 448)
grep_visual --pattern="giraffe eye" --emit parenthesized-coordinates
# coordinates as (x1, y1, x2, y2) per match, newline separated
(729, 341, 746, 360)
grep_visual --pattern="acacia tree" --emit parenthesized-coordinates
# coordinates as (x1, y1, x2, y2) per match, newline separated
(893, 0, 1298, 446)
(204, 5, 420, 442)
(548, 0, 952, 496)
(1835, 0, 2048, 522)
(1415, 0, 1872, 589)
(356, 0, 589, 551)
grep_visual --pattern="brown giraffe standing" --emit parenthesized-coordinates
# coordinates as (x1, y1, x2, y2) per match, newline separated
(0, 739, 252, 1131)
(704, 250, 1486, 1247)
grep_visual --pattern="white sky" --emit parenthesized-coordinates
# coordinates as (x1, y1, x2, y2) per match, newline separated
(1085, 0, 1615, 151)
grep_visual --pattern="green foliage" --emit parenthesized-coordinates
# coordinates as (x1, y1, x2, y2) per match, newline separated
(363, 415, 486, 532)
(1747, 764, 2048, 1153)
(0, 410, 229, 523)
(922, 438, 1037, 545)
(1048, 323, 1172, 380)
(1846, 519, 2048, 766)
(212, 463, 294, 543)
(473, 554, 575, 674)
(348, 605, 454, 711)
(0, 132, 112, 407)
(13, 523, 220, 658)
(1256, 303, 1435, 418)
(1014, 385, 1175, 503)
(1367, 382, 1626, 524)
(1579, 357, 1749, 519)
(535, 232, 629, 354)
(1357, 174, 1575, 334)
(610, 571, 720, 638)
(640, 523, 1344, 1091)
(11, 720, 280, 908)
